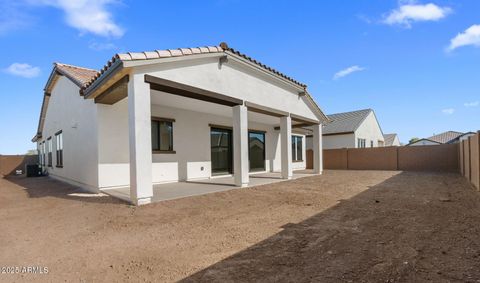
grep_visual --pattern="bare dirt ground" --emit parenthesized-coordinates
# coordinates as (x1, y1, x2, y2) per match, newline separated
(1, 170, 480, 282)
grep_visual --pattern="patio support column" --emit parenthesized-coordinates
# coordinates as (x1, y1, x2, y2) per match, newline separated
(128, 73, 153, 205)
(233, 104, 249, 187)
(312, 123, 323, 174)
(280, 115, 293, 179)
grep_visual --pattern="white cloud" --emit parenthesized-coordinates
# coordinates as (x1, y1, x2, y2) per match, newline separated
(464, 101, 479, 107)
(441, 108, 455, 115)
(333, 65, 366, 80)
(88, 41, 118, 51)
(34, 0, 124, 37)
(4, 63, 40, 78)
(447, 25, 480, 52)
(383, 3, 452, 28)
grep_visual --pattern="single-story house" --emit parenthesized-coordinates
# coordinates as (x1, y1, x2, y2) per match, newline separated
(307, 109, 384, 149)
(407, 131, 476, 146)
(33, 42, 329, 205)
(383, 133, 401, 146)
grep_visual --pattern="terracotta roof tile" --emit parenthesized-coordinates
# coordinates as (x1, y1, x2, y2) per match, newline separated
(144, 51, 159, 59)
(157, 50, 172, 57)
(79, 42, 307, 93)
(54, 63, 98, 88)
(190, 47, 201, 54)
(169, 49, 183, 57)
(180, 48, 193, 55)
(128, 52, 146, 60)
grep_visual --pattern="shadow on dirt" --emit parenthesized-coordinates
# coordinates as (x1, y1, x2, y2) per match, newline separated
(4, 175, 127, 205)
(181, 171, 480, 282)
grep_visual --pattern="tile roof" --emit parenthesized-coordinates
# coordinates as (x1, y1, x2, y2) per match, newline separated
(323, 109, 372, 135)
(383, 133, 397, 146)
(427, 131, 465, 144)
(82, 42, 307, 93)
(54, 63, 99, 88)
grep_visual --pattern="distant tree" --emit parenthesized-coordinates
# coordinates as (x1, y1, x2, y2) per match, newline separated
(409, 137, 420, 144)
(26, 149, 38, 155)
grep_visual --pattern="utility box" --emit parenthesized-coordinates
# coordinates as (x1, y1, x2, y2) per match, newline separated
(26, 165, 42, 177)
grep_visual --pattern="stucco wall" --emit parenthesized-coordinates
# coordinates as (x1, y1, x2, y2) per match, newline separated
(391, 135, 401, 146)
(97, 99, 306, 188)
(354, 112, 384, 148)
(322, 134, 355, 149)
(134, 56, 320, 121)
(37, 76, 99, 191)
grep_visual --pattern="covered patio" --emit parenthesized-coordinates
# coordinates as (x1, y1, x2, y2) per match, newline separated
(102, 170, 314, 203)
(82, 44, 327, 205)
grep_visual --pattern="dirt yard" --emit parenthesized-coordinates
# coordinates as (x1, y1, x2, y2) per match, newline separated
(1, 170, 480, 282)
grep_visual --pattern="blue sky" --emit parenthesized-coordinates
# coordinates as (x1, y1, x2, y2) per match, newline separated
(0, 0, 479, 154)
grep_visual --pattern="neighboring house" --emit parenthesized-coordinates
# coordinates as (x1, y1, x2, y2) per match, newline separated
(33, 42, 329, 205)
(307, 109, 384, 149)
(407, 131, 475, 146)
(383, 133, 401, 146)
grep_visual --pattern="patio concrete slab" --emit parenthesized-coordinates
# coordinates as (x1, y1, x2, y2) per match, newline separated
(102, 171, 315, 203)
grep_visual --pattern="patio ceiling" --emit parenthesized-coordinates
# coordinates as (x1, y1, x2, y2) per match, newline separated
(150, 89, 284, 125)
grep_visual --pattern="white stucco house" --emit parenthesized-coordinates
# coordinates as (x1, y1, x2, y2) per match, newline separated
(33, 43, 328, 205)
(307, 109, 384, 150)
(383, 133, 401, 146)
(407, 131, 475, 146)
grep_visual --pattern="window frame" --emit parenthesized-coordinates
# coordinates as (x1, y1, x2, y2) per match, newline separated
(291, 135, 304, 162)
(47, 137, 53, 167)
(151, 117, 175, 154)
(357, 138, 366, 148)
(55, 130, 63, 168)
(42, 142, 46, 166)
(38, 142, 43, 166)
(248, 130, 266, 172)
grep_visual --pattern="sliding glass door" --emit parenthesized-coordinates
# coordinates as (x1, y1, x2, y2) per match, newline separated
(210, 128, 233, 175)
(249, 131, 265, 172)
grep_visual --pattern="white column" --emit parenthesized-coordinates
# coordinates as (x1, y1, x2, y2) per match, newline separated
(233, 104, 249, 187)
(128, 73, 153, 205)
(280, 115, 292, 179)
(312, 123, 323, 174)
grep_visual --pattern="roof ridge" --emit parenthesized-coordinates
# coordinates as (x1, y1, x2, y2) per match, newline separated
(220, 42, 306, 88)
(82, 42, 308, 92)
(55, 62, 98, 72)
(327, 108, 372, 116)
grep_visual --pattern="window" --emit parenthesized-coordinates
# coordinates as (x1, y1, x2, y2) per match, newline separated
(370, 140, 374, 148)
(55, 131, 63, 167)
(291, 135, 303, 162)
(42, 142, 46, 166)
(249, 131, 265, 172)
(38, 143, 43, 166)
(151, 117, 174, 152)
(47, 137, 53, 167)
(357, 138, 366, 148)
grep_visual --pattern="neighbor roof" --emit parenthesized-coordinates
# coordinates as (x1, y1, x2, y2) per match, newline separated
(323, 109, 373, 135)
(383, 133, 398, 146)
(427, 131, 465, 144)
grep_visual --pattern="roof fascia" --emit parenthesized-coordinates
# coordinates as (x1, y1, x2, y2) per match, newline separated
(83, 60, 123, 98)
(225, 51, 305, 92)
(122, 52, 224, 68)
